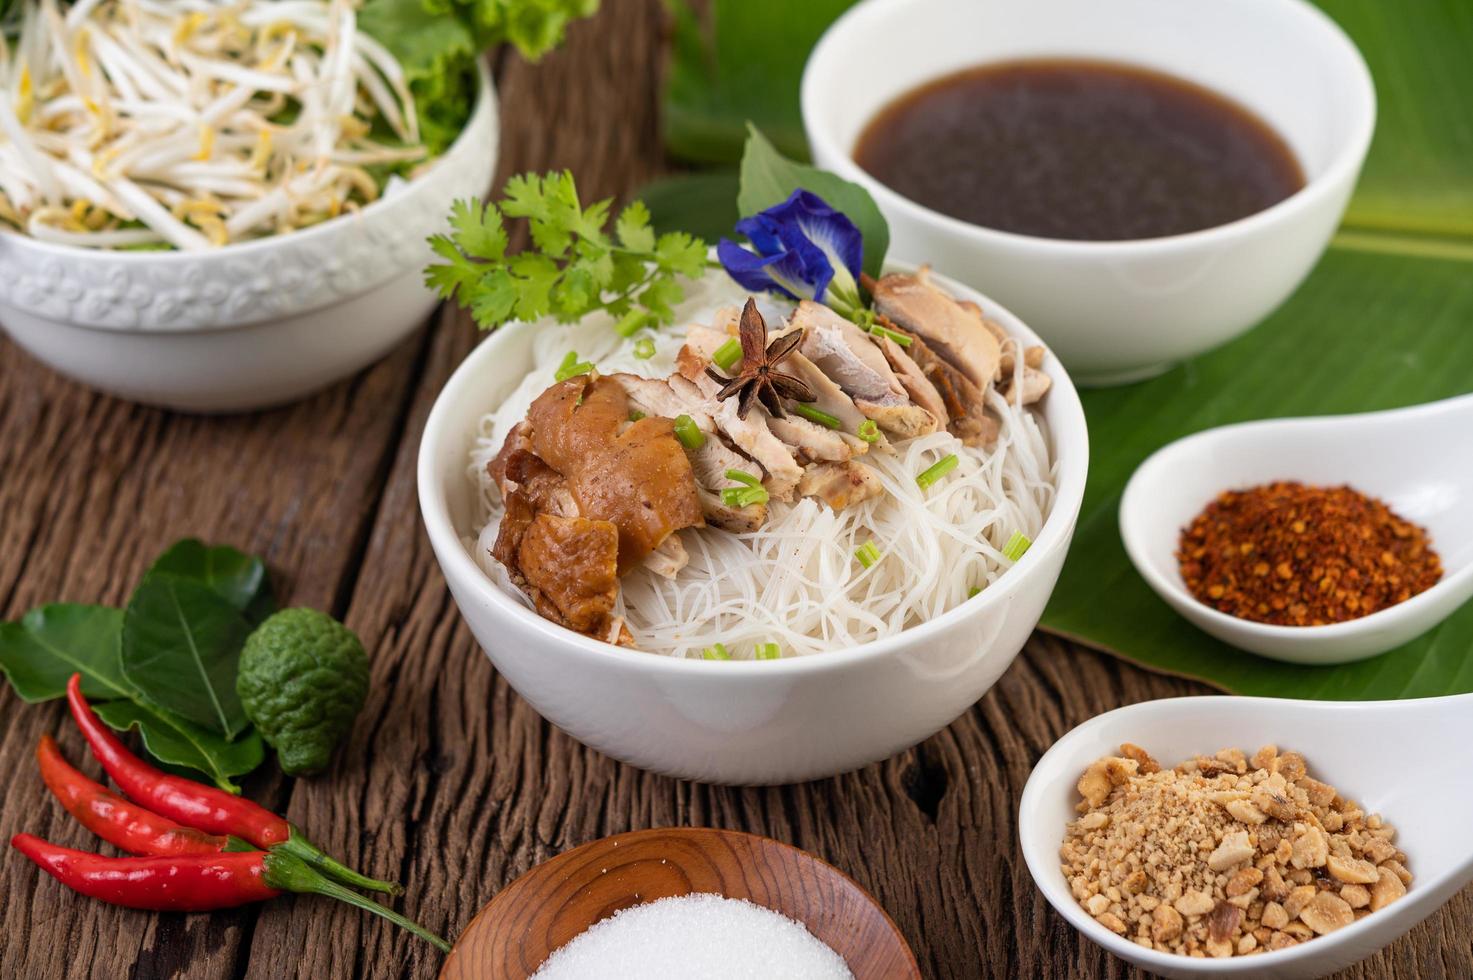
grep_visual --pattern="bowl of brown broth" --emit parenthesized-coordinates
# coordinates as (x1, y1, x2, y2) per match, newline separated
(802, 0, 1374, 386)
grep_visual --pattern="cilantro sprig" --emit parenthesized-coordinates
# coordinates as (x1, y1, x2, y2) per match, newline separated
(426, 171, 710, 332)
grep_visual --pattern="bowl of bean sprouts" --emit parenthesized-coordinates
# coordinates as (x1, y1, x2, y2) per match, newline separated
(0, 0, 499, 411)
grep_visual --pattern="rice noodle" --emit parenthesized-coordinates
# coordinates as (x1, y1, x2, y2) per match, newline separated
(466, 275, 1057, 660)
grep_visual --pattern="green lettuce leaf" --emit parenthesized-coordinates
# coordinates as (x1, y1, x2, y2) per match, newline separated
(359, 0, 600, 155)
(360, 0, 480, 156)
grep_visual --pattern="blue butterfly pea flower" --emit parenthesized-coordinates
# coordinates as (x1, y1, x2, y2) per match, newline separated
(718, 190, 864, 317)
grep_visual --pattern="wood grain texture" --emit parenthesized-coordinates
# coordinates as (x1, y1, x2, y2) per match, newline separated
(1, 1, 1470, 978)
(440, 827, 919, 979)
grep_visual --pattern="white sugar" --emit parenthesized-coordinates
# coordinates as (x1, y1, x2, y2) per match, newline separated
(529, 893, 854, 980)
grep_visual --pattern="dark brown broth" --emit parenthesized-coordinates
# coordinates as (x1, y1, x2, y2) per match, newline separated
(854, 59, 1305, 241)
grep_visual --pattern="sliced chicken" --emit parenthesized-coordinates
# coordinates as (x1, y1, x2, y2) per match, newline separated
(875, 335, 948, 430)
(772, 344, 880, 452)
(696, 490, 767, 533)
(797, 461, 883, 512)
(886, 323, 999, 448)
(791, 301, 938, 438)
(792, 301, 904, 403)
(610, 373, 713, 425)
(869, 267, 1002, 388)
(644, 534, 689, 579)
(1002, 366, 1053, 406)
(668, 373, 803, 501)
(682, 324, 853, 463)
(763, 415, 853, 463)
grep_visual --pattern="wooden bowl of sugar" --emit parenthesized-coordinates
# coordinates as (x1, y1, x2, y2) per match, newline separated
(440, 827, 920, 979)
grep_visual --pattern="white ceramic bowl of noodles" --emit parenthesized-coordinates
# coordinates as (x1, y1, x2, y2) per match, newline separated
(418, 265, 1089, 784)
(0, 64, 497, 414)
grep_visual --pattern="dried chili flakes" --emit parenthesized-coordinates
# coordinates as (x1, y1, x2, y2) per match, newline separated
(1177, 481, 1442, 626)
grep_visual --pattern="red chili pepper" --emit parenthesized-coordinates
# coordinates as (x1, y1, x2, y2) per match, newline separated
(65, 674, 399, 896)
(37, 735, 236, 858)
(12, 833, 279, 910)
(10, 834, 450, 951)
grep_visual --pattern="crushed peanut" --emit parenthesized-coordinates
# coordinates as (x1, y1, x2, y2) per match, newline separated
(1060, 744, 1411, 958)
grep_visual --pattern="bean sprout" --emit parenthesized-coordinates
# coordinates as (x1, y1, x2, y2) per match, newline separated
(0, 0, 428, 249)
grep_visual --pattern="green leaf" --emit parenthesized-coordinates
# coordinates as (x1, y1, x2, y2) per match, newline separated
(637, 275, 686, 321)
(1042, 245, 1473, 700)
(122, 576, 253, 739)
(638, 170, 741, 241)
(0, 600, 266, 789)
(737, 124, 889, 277)
(357, 0, 479, 156)
(654, 230, 710, 279)
(93, 700, 265, 794)
(144, 539, 274, 625)
(510, 251, 562, 320)
(615, 199, 656, 252)
(0, 605, 133, 703)
(663, 0, 859, 163)
(431, 169, 711, 333)
(448, 199, 507, 261)
(1321, 0, 1473, 238)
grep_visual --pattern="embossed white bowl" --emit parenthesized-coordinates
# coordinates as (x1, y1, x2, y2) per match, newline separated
(0, 64, 497, 413)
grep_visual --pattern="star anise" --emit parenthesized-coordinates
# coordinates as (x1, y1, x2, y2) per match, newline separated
(706, 298, 816, 419)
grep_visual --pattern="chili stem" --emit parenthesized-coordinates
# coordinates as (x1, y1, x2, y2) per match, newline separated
(265, 851, 451, 953)
(277, 831, 404, 897)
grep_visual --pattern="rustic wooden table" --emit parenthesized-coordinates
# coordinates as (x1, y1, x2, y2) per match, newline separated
(2, 5, 1469, 977)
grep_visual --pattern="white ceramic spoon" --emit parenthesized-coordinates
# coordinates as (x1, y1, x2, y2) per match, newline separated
(1019, 693, 1473, 980)
(1119, 394, 1473, 664)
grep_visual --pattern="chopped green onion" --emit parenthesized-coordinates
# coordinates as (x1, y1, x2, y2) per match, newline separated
(555, 351, 594, 382)
(703, 643, 731, 661)
(1002, 531, 1032, 562)
(967, 586, 981, 599)
(869, 323, 913, 347)
(916, 454, 959, 491)
(794, 403, 841, 429)
(755, 642, 781, 660)
(855, 540, 882, 569)
(673, 414, 705, 450)
(857, 420, 880, 444)
(721, 469, 769, 507)
(615, 309, 653, 337)
(632, 336, 656, 360)
(721, 486, 769, 508)
(628, 409, 646, 422)
(712, 338, 742, 372)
